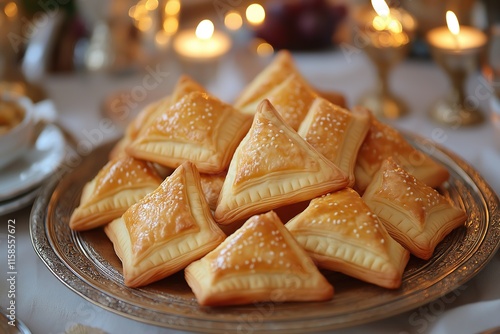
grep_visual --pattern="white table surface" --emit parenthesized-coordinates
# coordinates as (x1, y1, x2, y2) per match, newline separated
(1, 48, 500, 334)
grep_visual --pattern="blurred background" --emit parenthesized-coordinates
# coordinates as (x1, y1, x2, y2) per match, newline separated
(1, 0, 497, 73)
(0, 0, 499, 117)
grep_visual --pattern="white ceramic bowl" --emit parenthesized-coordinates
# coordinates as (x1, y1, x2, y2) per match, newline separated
(0, 93, 36, 170)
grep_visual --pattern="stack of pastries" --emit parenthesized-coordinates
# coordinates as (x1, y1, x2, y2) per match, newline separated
(69, 50, 466, 306)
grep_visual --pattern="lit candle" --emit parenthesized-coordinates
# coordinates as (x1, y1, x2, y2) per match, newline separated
(366, 0, 414, 48)
(427, 11, 487, 51)
(173, 19, 232, 61)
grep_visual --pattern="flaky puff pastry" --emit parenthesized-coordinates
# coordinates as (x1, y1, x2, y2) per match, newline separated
(125, 75, 207, 141)
(234, 50, 301, 113)
(239, 73, 318, 130)
(69, 156, 162, 231)
(214, 100, 349, 225)
(126, 91, 252, 174)
(298, 99, 371, 187)
(104, 161, 226, 288)
(286, 188, 409, 289)
(362, 158, 467, 260)
(354, 117, 449, 193)
(185, 211, 333, 306)
(234, 50, 346, 114)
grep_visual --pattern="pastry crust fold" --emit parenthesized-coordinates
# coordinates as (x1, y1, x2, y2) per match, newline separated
(298, 100, 371, 186)
(69, 156, 162, 231)
(214, 99, 349, 225)
(104, 161, 226, 287)
(127, 91, 252, 174)
(362, 158, 467, 260)
(185, 211, 333, 306)
(286, 188, 409, 289)
(354, 117, 449, 193)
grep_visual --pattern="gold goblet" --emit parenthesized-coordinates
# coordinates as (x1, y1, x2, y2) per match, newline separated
(427, 42, 486, 126)
(426, 12, 488, 127)
(354, 4, 417, 119)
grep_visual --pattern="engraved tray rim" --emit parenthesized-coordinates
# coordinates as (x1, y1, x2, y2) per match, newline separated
(29, 133, 500, 333)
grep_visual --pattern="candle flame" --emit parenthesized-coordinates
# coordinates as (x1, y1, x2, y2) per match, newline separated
(371, 0, 390, 17)
(225, 11, 243, 31)
(246, 3, 265, 25)
(446, 10, 460, 36)
(196, 19, 214, 40)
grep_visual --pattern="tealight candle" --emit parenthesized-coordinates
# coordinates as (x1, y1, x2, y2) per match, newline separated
(427, 11, 487, 51)
(173, 19, 232, 83)
(173, 20, 232, 60)
(426, 11, 487, 126)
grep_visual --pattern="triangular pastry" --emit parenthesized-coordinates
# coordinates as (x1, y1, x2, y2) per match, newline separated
(266, 73, 318, 130)
(354, 117, 449, 193)
(69, 156, 162, 231)
(125, 75, 207, 141)
(238, 73, 318, 130)
(125, 98, 170, 141)
(214, 100, 349, 225)
(234, 50, 346, 114)
(362, 158, 467, 260)
(126, 91, 252, 174)
(185, 211, 334, 306)
(286, 188, 409, 289)
(104, 161, 226, 287)
(298, 99, 371, 186)
(234, 50, 302, 113)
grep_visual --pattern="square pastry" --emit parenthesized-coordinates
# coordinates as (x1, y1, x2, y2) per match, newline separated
(362, 158, 467, 260)
(286, 188, 409, 289)
(104, 161, 226, 287)
(298, 99, 371, 187)
(69, 156, 162, 231)
(185, 211, 333, 306)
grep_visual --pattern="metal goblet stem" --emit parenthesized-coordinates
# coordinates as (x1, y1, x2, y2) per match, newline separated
(359, 42, 410, 119)
(428, 45, 485, 126)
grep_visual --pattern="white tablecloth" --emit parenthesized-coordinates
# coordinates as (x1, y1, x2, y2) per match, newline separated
(1, 48, 500, 334)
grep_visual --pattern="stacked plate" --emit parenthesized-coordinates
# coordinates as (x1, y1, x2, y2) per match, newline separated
(0, 124, 65, 215)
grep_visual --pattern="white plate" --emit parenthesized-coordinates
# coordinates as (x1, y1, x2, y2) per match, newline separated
(0, 186, 40, 216)
(0, 124, 65, 201)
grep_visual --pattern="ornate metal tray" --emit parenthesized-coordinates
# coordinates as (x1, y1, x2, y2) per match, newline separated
(30, 134, 500, 333)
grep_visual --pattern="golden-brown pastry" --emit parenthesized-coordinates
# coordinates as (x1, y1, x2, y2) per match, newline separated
(104, 161, 226, 288)
(267, 74, 318, 130)
(298, 99, 371, 186)
(125, 75, 207, 141)
(69, 156, 162, 231)
(286, 188, 409, 289)
(214, 99, 349, 225)
(354, 117, 449, 193)
(234, 50, 301, 113)
(126, 91, 252, 174)
(125, 98, 169, 141)
(362, 158, 467, 260)
(185, 211, 334, 306)
(234, 50, 347, 123)
(199, 172, 226, 211)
